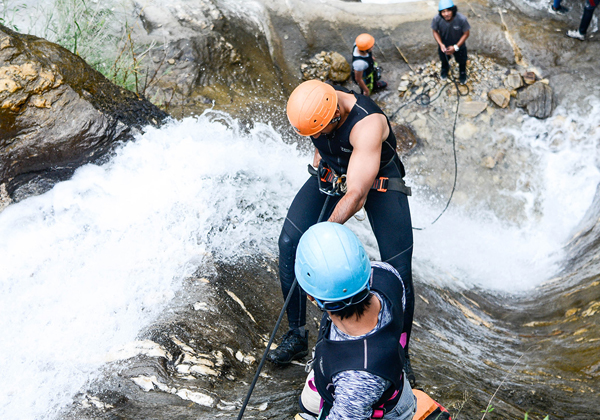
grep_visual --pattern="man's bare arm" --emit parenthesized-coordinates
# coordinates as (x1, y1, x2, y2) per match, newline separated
(432, 30, 447, 52)
(354, 69, 370, 96)
(313, 148, 322, 168)
(328, 114, 387, 224)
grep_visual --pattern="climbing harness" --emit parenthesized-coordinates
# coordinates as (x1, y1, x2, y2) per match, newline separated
(390, 52, 468, 230)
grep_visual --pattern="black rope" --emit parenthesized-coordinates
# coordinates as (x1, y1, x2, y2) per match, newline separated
(236, 195, 332, 420)
(391, 53, 469, 230)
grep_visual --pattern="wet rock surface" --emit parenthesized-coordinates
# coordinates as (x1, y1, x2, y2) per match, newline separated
(61, 257, 322, 420)
(0, 24, 168, 202)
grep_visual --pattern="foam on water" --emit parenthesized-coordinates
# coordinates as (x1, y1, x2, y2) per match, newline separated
(1, 98, 600, 417)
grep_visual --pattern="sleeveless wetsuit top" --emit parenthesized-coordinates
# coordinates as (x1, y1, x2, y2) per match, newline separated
(310, 85, 405, 179)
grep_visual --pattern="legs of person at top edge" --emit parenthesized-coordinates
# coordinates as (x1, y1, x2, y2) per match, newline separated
(550, 0, 569, 13)
(580, 0, 597, 34)
(437, 48, 450, 79)
(439, 46, 467, 83)
(455, 45, 468, 83)
(568, 0, 597, 39)
(270, 176, 340, 364)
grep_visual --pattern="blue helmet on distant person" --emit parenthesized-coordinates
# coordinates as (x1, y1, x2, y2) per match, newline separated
(295, 222, 371, 303)
(438, 0, 455, 10)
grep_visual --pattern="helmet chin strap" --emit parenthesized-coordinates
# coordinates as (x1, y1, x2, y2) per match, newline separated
(327, 105, 342, 129)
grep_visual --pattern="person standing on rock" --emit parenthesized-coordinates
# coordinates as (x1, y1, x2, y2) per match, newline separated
(432, 0, 471, 84)
(267, 79, 417, 387)
(293, 222, 416, 420)
(566, 0, 597, 40)
(351, 33, 387, 96)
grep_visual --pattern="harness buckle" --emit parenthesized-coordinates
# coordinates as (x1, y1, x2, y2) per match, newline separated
(317, 164, 346, 196)
(320, 167, 335, 184)
(375, 177, 389, 192)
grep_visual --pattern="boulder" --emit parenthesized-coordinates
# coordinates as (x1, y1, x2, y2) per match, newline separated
(398, 80, 410, 92)
(0, 24, 168, 201)
(504, 73, 523, 90)
(516, 82, 553, 119)
(458, 101, 488, 118)
(391, 123, 418, 154)
(301, 51, 350, 82)
(328, 52, 351, 82)
(482, 156, 496, 169)
(523, 71, 536, 85)
(488, 88, 511, 108)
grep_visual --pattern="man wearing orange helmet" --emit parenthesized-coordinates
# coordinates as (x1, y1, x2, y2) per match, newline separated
(268, 79, 416, 387)
(351, 33, 387, 96)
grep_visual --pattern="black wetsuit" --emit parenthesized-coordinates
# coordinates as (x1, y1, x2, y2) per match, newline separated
(278, 86, 414, 353)
(351, 45, 378, 93)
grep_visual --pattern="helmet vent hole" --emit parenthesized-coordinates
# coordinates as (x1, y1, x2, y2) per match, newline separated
(307, 272, 311, 277)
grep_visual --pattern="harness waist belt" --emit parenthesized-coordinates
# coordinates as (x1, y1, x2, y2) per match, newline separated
(307, 165, 411, 196)
(372, 177, 412, 196)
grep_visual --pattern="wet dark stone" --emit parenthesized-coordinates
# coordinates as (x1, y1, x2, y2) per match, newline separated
(516, 82, 553, 119)
(0, 24, 169, 201)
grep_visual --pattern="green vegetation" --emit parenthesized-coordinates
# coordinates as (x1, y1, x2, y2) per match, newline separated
(0, 1, 25, 31)
(524, 414, 549, 420)
(1, 0, 160, 94)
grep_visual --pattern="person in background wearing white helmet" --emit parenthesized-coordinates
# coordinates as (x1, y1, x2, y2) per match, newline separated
(351, 33, 387, 96)
(294, 222, 416, 420)
(431, 0, 470, 84)
(267, 79, 416, 387)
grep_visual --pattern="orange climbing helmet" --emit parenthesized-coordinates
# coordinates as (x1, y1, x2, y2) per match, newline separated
(355, 33, 375, 51)
(286, 80, 338, 137)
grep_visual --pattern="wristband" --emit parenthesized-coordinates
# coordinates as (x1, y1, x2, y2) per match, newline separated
(454, 44, 459, 51)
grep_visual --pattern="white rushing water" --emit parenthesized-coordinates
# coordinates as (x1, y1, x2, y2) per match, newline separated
(407, 98, 600, 291)
(1, 101, 599, 418)
(0, 112, 307, 420)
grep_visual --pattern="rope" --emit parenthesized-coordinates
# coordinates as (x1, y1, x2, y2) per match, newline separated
(236, 195, 332, 420)
(390, 53, 468, 230)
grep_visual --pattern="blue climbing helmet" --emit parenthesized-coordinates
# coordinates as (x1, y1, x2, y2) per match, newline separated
(294, 222, 371, 305)
(438, 0, 455, 10)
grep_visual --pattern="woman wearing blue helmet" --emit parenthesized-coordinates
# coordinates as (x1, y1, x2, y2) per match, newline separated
(431, 0, 471, 84)
(295, 222, 416, 420)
